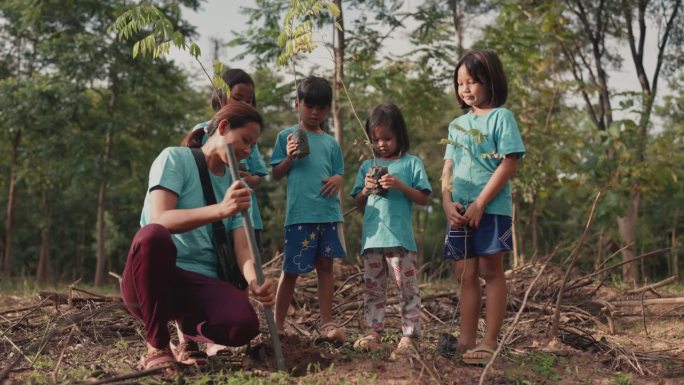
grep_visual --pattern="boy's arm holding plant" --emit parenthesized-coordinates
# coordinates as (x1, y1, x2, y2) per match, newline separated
(442, 160, 467, 228)
(464, 155, 519, 228)
(272, 134, 299, 181)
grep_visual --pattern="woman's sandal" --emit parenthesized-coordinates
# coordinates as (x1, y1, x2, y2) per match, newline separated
(319, 322, 347, 343)
(353, 332, 381, 351)
(139, 347, 178, 376)
(172, 341, 208, 366)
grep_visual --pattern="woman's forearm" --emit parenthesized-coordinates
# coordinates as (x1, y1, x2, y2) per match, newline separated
(233, 227, 258, 284)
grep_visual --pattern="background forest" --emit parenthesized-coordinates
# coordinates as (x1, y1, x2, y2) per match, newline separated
(1, 0, 683, 289)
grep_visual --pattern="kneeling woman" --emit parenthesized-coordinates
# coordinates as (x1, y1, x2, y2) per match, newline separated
(120, 102, 275, 373)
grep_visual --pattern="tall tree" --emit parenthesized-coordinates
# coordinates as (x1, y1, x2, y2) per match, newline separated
(556, 0, 682, 282)
(1, 0, 204, 284)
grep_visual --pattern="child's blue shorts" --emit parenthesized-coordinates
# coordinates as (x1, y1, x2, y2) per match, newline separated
(283, 223, 347, 274)
(443, 214, 513, 260)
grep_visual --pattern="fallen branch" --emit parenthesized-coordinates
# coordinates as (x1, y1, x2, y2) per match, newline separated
(568, 247, 672, 291)
(609, 297, 684, 307)
(625, 276, 677, 295)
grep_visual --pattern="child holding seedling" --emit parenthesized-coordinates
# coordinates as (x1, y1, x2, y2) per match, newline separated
(442, 49, 525, 365)
(351, 102, 432, 358)
(270, 76, 347, 342)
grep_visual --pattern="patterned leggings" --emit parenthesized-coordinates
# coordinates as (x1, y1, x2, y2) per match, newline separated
(362, 247, 421, 337)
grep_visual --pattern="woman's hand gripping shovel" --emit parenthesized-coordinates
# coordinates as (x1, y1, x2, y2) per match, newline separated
(226, 143, 286, 372)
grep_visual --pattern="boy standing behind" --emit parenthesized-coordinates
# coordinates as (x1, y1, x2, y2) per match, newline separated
(270, 76, 346, 342)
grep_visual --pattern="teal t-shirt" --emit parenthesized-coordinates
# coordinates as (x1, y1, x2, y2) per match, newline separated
(140, 147, 243, 279)
(350, 154, 432, 252)
(194, 120, 265, 229)
(443, 108, 525, 217)
(270, 124, 344, 226)
(244, 144, 267, 230)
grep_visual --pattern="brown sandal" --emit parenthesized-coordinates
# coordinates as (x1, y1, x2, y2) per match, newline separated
(353, 332, 381, 351)
(139, 347, 177, 376)
(172, 341, 208, 366)
(319, 322, 347, 343)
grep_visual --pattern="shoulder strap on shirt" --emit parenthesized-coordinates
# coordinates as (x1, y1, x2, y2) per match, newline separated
(190, 148, 229, 245)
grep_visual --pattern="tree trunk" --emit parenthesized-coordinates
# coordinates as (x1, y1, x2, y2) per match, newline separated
(672, 208, 679, 281)
(448, 0, 464, 55)
(3, 130, 21, 278)
(530, 198, 539, 257)
(332, 0, 345, 212)
(75, 217, 86, 280)
(36, 193, 53, 285)
(94, 129, 112, 287)
(617, 189, 640, 284)
(332, 0, 344, 147)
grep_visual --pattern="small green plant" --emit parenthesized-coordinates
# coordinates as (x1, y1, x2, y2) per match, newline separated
(612, 372, 632, 385)
(507, 352, 562, 384)
(114, 339, 129, 350)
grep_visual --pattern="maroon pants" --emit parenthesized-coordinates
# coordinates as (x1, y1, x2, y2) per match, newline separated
(121, 224, 259, 349)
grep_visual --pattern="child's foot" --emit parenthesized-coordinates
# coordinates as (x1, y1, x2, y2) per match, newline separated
(389, 336, 417, 361)
(353, 331, 381, 351)
(462, 345, 497, 366)
(319, 322, 346, 343)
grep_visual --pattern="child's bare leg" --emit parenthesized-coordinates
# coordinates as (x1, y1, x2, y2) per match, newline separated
(275, 271, 299, 332)
(315, 256, 334, 324)
(454, 258, 480, 352)
(478, 253, 506, 349)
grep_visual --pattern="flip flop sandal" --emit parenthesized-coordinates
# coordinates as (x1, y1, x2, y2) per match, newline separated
(139, 347, 178, 376)
(390, 337, 417, 361)
(319, 322, 347, 343)
(353, 332, 381, 351)
(462, 346, 496, 366)
(172, 341, 208, 366)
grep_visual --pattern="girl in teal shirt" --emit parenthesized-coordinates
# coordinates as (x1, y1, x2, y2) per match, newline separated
(442, 49, 525, 365)
(351, 103, 432, 358)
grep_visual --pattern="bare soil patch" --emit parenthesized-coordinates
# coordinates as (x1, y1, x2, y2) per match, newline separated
(1, 259, 683, 384)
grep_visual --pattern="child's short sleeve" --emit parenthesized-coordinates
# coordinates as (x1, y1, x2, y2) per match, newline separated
(228, 214, 244, 230)
(350, 160, 371, 197)
(331, 141, 344, 175)
(148, 148, 185, 195)
(494, 110, 526, 159)
(411, 157, 432, 193)
(246, 144, 268, 176)
(443, 125, 457, 161)
(269, 130, 288, 166)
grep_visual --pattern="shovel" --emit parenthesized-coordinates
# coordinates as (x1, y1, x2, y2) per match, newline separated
(226, 143, 286, 372)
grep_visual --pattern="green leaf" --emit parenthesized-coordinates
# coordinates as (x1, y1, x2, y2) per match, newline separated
(189, 43, 201, 58)
(132, 41, 140, 59)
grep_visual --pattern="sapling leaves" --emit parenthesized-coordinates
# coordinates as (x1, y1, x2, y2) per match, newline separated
(276, 0, 340, 66)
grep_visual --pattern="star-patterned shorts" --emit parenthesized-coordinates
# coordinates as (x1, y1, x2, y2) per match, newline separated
(283, 223, 347, 274)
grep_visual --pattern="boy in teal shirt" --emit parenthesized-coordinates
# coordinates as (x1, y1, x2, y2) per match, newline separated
(270, 77, 346, 342)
